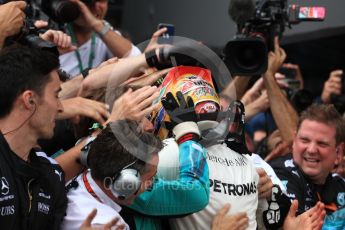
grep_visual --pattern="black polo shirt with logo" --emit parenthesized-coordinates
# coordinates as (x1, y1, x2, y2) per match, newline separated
(0, 134, 67, 230)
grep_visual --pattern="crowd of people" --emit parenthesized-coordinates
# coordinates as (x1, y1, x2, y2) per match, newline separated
(0, 1, 344, 230)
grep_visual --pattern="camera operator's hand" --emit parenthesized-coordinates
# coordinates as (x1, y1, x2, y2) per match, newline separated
(321, 69, 343, 103)
(161, 91, 200, 142)
(0, 1, 26, 48)
(70, 0, 103, 32)
(267, 37, 286, 76)
(40, 30, 77, 55)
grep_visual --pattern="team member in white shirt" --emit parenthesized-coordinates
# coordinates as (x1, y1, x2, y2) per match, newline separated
(59, 0, 140, 77)
(62, 120, 162, 230)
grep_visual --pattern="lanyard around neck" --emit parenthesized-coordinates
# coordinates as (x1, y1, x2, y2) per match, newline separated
(67, 24, 96, 73)
(82, 171, 103, 204)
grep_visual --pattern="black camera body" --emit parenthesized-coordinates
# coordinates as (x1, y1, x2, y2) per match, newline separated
(225, 0, 325, 76)
(2, 0, 89, 53)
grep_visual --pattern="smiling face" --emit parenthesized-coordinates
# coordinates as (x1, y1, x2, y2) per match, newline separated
(292, 119, 339, 184)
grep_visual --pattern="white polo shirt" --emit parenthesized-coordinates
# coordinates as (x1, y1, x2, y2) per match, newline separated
(59, 31, 141, 78)
(61, 170, 129, 230)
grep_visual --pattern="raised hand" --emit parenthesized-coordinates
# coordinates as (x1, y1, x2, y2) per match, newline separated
(283, 200, 325, 230)
(257, 168, 273, 200)
(321, 69, 343, 103)
(161, 91, 200, 141)
(80, 209, 125, 230)
(108, 86, 159, 123)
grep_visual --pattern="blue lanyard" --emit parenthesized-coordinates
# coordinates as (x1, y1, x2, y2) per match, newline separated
(67, 24, 96, 73)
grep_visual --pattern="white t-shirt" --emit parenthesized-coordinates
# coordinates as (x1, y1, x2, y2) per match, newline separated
(157, 140, 259, 230)
(61, 170, 129, 230)
(59, 31, 141, 78)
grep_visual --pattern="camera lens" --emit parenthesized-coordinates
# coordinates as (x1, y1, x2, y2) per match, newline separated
(50, 1, 80, 23)
(224, 36, 268, 76)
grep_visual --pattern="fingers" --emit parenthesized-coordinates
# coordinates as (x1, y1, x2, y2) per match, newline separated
(274, 73, 289, 88)
(1, 1, 26, 36)
(274, 36, 280, 54)
(80, 208, 97, 228)
(75, 97, 110, 124)
(212, 204, 230, 229)
(58, 45, 78, 55)
(330, 69, 343, 78)
(153, 27, 168, 38)
(109, 86, 159, 122)
(137, 90, 160, 116)
(103, 217, 125, 230)
(257, 168, 273, 199)
(176, 91, 187, 108)
(11, 1, 27, 10)
(132, 86, 158, 105)
(288, 200, 299, 218)
(264, 141, 290, 161)
(34, 20, 48, 29)
(303, 202, 325, 230)
(186, 96, 195, 108)
(162, 92, 179, 111)
(41, 30, 73, 49)
(235, 214, 249, 230)
(217, 203, 231, 216)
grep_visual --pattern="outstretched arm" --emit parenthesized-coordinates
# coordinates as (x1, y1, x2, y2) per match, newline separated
(129, 92, 210, 216)
(71, 0, 133, 58)
(263, 37, 298, 145)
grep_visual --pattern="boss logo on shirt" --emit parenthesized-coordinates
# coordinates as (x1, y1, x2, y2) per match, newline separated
(38, 202, 50, 215)
(210, 179, 257, 196)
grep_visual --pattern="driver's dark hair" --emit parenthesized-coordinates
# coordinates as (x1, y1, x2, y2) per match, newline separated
(88, 120, 163, 181)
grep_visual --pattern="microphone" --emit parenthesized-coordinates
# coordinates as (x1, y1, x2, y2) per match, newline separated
(228, 0, 256, 25)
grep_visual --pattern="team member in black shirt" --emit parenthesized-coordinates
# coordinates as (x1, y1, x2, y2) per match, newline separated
(270, 104, 345, 228)
(0, 46, 67, 229)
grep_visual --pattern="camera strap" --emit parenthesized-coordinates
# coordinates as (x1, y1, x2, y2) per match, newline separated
(67, 24, 96, 73)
